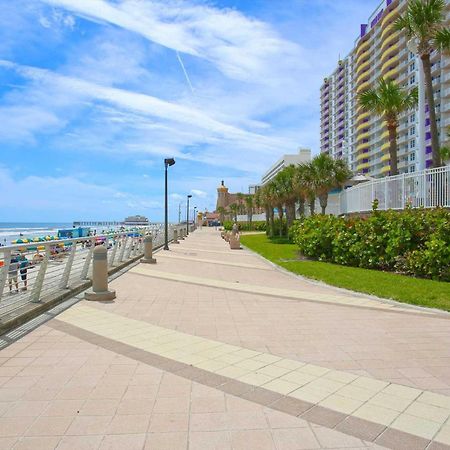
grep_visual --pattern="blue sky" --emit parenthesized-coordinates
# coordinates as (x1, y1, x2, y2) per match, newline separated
(0, 0, 374, 222)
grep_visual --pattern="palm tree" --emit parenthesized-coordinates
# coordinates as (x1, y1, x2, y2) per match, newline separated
(229, 203, 238, 222)
(359, 78, 418, 176)
(274, 166, 297, 229)
(236, 192, 245, 215)
(300, 162, 318, 215)
(244, 195, 254, 227)
(395, 0, 450, 168)
(264, 180, 278, 236)
(268, 179, 285, 236)
(293, 164, 309, 217)
(216, 206, 226, 224)
(259, 184, 275, 237)
(309, 154, 352, 214)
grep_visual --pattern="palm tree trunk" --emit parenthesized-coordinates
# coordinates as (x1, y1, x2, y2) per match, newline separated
(387, 122, 399, 176)
(309, 197, 315, 215)
(277, 205, 283, 237)
(269, 208, 275, 237)
(319, 194, 328, 215)
(264, 206, 270, 235)
(286, 203, 294, 229)
(298, 198, 305, 217)
(421, 54, 441, 168)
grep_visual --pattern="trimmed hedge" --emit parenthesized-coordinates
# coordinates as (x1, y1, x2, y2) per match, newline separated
(290, 208, 450, 281)
(223, 221, 266, 231)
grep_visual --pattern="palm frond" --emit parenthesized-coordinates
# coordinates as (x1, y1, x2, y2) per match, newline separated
(434, 28, 450, 52)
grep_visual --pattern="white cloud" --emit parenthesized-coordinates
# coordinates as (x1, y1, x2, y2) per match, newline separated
(40, 0, 305, 85)
(191, 189, 207, 199)
(0, 60, 295, 161)
(170, 193, 183, 201)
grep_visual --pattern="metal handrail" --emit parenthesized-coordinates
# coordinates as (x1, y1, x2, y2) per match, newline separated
(0, 223, 178, 318)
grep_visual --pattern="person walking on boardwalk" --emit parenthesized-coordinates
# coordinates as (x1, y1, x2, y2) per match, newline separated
(19, 253, 29, 291)
(8, 256, 20, 294)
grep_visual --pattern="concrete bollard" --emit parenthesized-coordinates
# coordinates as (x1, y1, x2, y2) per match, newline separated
(173, 229, 179, 244)
(141, 235, 157, 264)
(85, 246, 116, 301)
(178, 227, 185, 240)
(229, 234, 241, 250)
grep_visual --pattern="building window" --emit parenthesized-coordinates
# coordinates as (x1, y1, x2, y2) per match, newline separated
(409, 62, 415, 72)
(410, 139, 416, 148)
(410, 74, 416, 85)
(410, 166, 416, 173)
(410, 152, 416, 161)
(410, 113, 415, 123)
(410, 126, 415, 136)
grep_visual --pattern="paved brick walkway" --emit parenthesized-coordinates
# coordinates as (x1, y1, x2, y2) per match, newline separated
(1, 228, 450, 449)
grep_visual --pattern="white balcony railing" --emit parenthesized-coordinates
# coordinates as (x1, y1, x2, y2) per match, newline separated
(340, 166, 450, 214)
(0, 224, 176, 320)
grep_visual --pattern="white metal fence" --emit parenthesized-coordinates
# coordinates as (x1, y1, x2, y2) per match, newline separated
(340, 166, 450, 214)
(0, 224, 179, 319)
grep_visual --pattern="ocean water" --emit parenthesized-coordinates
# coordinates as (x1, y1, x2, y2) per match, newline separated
(0, 223, 72, 245)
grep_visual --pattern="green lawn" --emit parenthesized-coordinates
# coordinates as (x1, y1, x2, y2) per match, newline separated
(240, 234, 450, 312)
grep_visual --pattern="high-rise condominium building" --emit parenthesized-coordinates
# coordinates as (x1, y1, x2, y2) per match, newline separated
(320, 0, 450, 177)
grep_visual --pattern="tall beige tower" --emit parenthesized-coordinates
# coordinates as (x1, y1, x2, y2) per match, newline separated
(216, 180, 229, 210)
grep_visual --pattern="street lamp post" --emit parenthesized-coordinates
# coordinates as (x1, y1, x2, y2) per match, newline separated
(186, 194, 192, 235)
(193, 206, 197, 230)
(164, 158, 175, 250)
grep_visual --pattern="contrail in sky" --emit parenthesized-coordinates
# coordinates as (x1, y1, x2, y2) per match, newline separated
(176, 51, 195, 94)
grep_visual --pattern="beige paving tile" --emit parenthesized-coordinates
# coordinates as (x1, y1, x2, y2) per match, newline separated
(391, 413, 441, 439)
(353, 403, 400, 426)
(215, 366, 250, 378)
(381, 383, 422, 400)
(404, 401, 450, 424)
(368, 392, 415, 412)
(257, 364, 292, 378)
(280, 371, 316, 386)
(434, 424, 450, 446)
(234, 359, 268, 371)
(323, 370, 358, 384)
(262, 379, 299, 395)
(237, 372, 274, 386)
(350, 377, 389, 393)
(335, 384, 377, 402)
(274, 359, 305, 371)
(290, 386, 330, 404)
(304, 377, 346, 394)
(318, 394, 363, 414)
(418, 391, 450, 409)
(297, 364, 330, 377)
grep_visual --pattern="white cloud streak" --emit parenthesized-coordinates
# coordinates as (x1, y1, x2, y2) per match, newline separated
(40, 0, 306, 84)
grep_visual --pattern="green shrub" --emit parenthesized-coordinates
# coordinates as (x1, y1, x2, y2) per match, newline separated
(289, 208, 450, 281)
(223, 221, 266, 231)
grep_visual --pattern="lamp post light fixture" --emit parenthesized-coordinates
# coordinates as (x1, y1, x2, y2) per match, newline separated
(164, 158, 175, 250)
(186, 194, 192, 235)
